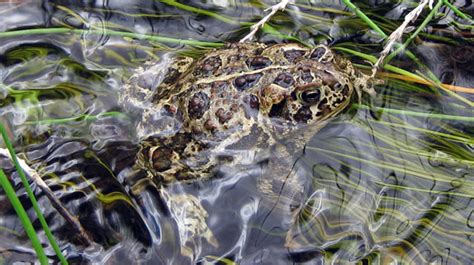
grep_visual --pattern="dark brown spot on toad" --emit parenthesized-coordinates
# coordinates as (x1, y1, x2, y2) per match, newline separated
(164, 104, 177, 114)
(163, 68, 180, 84)
(151, 147, 173, 171)
(247, 56, 272, 70)
(233, 73, 262, 90)
(318, 71, 337, 86)
(342, 85, 350, 96)
(334, 96, 345, 105)
(274, 72, 294, 88)
(204, 119, 217, 132)
(293, 106, 313, 123)
(196, 56, 222, 76)
(215, 108, 233, 124)
(284, 50, 306, 62)
(310, 47, 327, 61)
(300, 66, 313, 82)
(224, 66, 245, 74)
(188, 92, 209, 119)
(175, 171, 196, 181)
(254, 48, 264, 55)
(318, 98, 328, 108)
(230, 103, 239, 111)
(234, 76, 246, 88)
(210, 81, 227, 96)
(316, 98, 331, 116)
(243, 94, 259, 109)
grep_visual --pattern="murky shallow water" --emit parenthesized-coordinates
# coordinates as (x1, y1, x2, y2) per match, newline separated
(0, 1, 473, 264)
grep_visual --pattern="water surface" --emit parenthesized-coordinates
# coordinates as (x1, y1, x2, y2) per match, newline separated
(0, 1, 473, 264)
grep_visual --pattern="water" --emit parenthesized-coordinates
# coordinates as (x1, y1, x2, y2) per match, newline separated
(0, 1, 473, 264)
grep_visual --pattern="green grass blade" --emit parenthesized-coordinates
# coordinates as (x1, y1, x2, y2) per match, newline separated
(0, 124, 68, 265)
(0, 169, 48, 264)
(0, 27, 223, 47)
(443, 0, 473, 20)
(23, 111, 129, 125)
(353, 104, 474, 122)
(341, 0, 386, 37)
(158, 0, 237, 24)
(385, 0, 444, 63)
(335, 46, 474, 107)
(333, 46, 422, 79)
(341, 0, 450, 95)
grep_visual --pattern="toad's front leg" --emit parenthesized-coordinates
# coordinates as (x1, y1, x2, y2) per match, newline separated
(136, 133, 217, 185)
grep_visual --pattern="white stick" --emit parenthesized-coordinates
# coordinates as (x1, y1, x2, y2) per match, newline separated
(0, 148, 93, 244)
(371, 0, 434, 77)
(240, 0, 292, 43)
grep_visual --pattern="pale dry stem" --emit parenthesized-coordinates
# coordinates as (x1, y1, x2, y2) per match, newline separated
(240, 0, 292, 42)
(372, 0, 434, 77)
(0, 148, 93, 244)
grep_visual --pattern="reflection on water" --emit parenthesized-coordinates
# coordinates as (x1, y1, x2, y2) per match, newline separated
(0, 1, 473, 264)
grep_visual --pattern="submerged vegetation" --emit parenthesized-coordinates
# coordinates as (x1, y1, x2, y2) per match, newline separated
(0, 0, 473, 264)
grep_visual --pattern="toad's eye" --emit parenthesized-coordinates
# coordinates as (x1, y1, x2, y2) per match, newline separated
(334, 82, 343, 90)
(297, 89, 321, 105)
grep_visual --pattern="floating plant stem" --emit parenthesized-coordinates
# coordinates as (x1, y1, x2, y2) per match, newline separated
(293, 2, 353, 16)
(370, 0, 435, 75)
(240, 0, 292, 42)
(335, 46, 474, 106)
(353, 104, 474, 122)
(0, 170, 48, 264)
(159, 0, 237, 24)
(24, 111, 129, 125)
(341, 0, 449, 91)
(0, 149, 93, 246)
(355, 63, 474, 94)
(375, 72, 474, 94)
(0, 27, 223, 47)
(0, 124, 68, 265)
(341, 0, 386, 36)
(385, 0, 444, 63)
(334, 47, 422, 79)
(443, 0, 473, 20)
(201, 255, 236, 265)
(56, 5, 89, 26)
(415, 69, 474, 107)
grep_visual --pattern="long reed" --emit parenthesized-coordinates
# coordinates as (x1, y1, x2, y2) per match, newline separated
(0, 124, 68, 264)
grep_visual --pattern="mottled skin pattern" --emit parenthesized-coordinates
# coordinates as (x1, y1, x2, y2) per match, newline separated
(136, 42, 365, 185)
